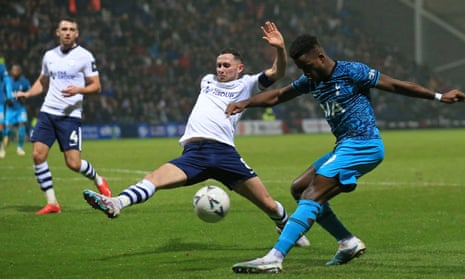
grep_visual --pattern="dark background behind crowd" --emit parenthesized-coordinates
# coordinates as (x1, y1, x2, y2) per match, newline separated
(0, 0, 462, 131)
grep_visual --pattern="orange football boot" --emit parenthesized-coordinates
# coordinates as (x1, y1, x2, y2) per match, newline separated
(36, 204, 61, 215)
(97, 177, 112, 197)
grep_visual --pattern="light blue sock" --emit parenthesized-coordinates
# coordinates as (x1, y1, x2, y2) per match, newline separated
(18, 125, 26, 148)
(274, 199, 321, 256)
(317, 202, 353, 241)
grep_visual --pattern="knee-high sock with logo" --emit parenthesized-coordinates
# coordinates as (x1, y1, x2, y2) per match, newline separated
(118, 179, 156, 208)
(34, 161, 57, 204)
(274, 199, 321, 256)
(80, 160, 105, 186)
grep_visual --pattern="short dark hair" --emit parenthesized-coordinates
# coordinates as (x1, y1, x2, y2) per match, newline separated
(219, 48, 243, 63)
(289, 34, 320, 59)
(58, 17, 78, 28)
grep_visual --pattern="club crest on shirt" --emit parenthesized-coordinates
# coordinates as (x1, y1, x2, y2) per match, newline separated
(335, 83, 340, 96)
(368, 69, 376, 80)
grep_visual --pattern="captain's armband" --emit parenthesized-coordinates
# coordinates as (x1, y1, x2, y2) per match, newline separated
(258, 72, 275, 88)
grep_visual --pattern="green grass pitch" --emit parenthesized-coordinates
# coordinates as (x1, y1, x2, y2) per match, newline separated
(1, 129, 464, 278)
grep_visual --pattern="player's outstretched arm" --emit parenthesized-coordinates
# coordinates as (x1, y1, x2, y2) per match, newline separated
(226, 84, 299, 116)
(261, 21, 287, 84)
(225, 100, 249, 116)
(376, 73, 465, 103)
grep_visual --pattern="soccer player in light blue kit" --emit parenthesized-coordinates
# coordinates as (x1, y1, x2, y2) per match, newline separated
(0, 56, 13, 158)
(3, 64, 31, 156)
(226, 34, 465, 273)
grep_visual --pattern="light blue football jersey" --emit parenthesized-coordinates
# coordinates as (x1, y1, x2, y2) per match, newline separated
(292, 61, 381, 142)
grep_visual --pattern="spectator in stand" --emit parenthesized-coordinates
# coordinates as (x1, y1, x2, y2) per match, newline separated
(0, 1, 462, 125)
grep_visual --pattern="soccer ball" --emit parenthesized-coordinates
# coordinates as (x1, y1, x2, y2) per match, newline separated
(193, 185, 230, 223)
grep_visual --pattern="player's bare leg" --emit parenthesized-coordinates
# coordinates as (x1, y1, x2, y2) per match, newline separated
(291, 167, 366, 265)
(234, 177, 310, 247)
(83, 163, 187, 218)
(233, 176, 339, 273)
(64, 149, 112, 197)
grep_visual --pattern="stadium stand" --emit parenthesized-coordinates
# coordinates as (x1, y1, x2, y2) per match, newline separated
(0, 0, 462, 131)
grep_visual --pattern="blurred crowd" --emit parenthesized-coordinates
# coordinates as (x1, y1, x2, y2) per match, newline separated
(0, 0, 461, 128)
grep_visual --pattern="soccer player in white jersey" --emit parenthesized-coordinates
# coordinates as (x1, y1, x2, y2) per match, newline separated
(16, 18, 112, 215)
(82, 21, 310, 247)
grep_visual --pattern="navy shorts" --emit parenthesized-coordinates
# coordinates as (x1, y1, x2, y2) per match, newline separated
(30, 112, 82, 152)
(169, 140, 257, 189)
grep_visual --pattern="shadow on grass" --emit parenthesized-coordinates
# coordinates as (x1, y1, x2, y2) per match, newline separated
(0, 205, 40, 213)
(2, 205, 94, 214)
(97, 237, 269, 262)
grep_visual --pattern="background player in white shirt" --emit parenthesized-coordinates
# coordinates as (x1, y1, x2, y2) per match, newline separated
(16, 18, 112, 215)
(83, 21, 310, 247)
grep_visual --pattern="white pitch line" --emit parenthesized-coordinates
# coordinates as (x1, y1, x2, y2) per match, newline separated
(261, 180, 461, 187)
(0, 165, 150, 174)
(0, 166, 149, 182)
(0, 166, 461, 187)
(100, 168, 149, 175)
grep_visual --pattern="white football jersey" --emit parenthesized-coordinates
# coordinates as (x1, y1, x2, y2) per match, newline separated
(40, 45, 98, 118)
(179, 73, 261, 147)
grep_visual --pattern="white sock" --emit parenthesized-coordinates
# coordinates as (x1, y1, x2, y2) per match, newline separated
(270, 201, 288, 228)
(45, 188, 58, 205)
(275, 200, 285, 217)
(34, 162, 56, 203)
(339, 236, 359, 248)
(117, 195, 132, 208)
(94, 175, 103, 186)
(263, 248, 284, 262)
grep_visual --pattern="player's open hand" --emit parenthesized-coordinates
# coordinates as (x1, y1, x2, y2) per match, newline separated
(261, 21, 284, 49)
(61, 85, 80, 97)
(440, 89, 465, 104)
(225, 101, 248, 117)
(15, 91, 28, 101)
